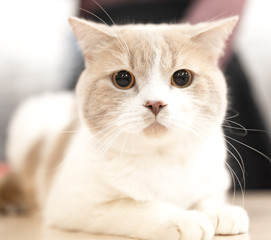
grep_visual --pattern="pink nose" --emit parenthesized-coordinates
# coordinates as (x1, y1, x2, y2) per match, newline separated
(144, 101, 167, 116)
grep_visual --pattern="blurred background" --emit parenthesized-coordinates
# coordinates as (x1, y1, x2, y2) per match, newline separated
(0, 0, 270, 189)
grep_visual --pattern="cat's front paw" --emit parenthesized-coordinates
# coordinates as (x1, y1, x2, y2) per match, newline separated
(154, 211, 215, 240)
(214, 205, 249, 235)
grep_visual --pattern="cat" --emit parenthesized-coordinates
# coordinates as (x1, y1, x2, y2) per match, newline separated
(4, 16, 249, 240)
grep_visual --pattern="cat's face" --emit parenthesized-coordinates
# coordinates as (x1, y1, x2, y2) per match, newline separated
(70, 17, 237, 145)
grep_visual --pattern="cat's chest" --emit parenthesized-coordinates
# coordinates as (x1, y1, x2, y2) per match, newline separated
(96, 151, 212, 209)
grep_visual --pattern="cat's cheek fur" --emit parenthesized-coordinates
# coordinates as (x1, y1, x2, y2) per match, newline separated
(76, 71, 126, 134)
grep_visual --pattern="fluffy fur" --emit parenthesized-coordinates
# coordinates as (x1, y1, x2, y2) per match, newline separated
(5, 17, 249, 240)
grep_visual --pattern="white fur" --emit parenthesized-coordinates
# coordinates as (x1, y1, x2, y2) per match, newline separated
(7, 17, 249, 240)
(7, 92, 75, 206)
(44, 120, 248, 240)
(7, 92, 74, 170)
(8, 90, 249, 240)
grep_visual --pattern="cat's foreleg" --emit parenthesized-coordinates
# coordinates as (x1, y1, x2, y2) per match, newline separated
(213, 204, 249, 235)
(66, 199, 215, 240)
(194, 196, 249, 235)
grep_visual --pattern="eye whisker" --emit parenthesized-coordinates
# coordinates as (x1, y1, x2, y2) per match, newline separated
(92, 0, 131, 58)
(79, 8, 129, 57)
(173, 35, 192, 62)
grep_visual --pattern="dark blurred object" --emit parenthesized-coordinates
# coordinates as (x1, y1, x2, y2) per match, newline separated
(81, 0, 190, 24)
(225, 54, 271, 189)
(0, 167, 29, 215)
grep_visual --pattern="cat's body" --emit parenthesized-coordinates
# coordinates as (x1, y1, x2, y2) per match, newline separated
(5, 17, 249, 240)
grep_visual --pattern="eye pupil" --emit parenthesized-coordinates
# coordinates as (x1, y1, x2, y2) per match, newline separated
(171, 69, 192, 88)
(113, 70, 135, 89)
(115, 71, 131, 87)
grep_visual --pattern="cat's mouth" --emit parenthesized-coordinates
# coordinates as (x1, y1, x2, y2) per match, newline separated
(143, 121, 168, 137)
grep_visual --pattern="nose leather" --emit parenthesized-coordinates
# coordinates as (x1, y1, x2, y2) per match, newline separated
(145, 101, 167, 116)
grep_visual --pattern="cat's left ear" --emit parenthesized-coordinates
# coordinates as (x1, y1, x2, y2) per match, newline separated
(190, 16, 238, 61)
(68, 17, 115, 60)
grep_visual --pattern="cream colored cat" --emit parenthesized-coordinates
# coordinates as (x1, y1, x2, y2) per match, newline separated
(6, 16, 249, 240)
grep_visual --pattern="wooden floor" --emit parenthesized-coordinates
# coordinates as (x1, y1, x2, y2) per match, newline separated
(0, 191, 270, 240)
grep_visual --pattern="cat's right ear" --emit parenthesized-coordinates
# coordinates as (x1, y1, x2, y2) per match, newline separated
(68, 17, 114, 59)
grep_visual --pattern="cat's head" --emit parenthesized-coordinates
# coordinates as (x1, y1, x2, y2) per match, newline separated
(69, 17, 237, 147)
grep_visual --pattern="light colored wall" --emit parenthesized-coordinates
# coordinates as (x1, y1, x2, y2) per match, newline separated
(0, 0, 78, 159)
(235, 0, 271, 136)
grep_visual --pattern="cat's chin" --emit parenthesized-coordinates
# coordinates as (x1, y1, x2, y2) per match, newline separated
(143, 121, 168, 137)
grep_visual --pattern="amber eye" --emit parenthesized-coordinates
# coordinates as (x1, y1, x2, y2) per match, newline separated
(171, 69, 193, 88)
(112, 70, 135, 89)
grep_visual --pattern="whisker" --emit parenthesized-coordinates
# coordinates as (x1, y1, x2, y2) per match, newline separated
(204, 12, 228, 24)
(91, 122, 117, 133)
(189, 126, 205, 142)
(89, 126, 125, 173)
(223, 124, 270, 134)
(79, 8, 110, 27)
(91, 120, 138, 171)
(225, 161, 237, 202)
(226, 143, 246, 191)
(79, 8, 129, 56)
(225, 139, 245, 175)
(61, 130, 78, 134)
(225, 120, 247, 131)
(225, 161, 245, 206)
(92, 0, 131, 58)
(226, 110, 240, 120)
(174, 35, 192, 62)
(225, 135, 271, 162)
(119, 128, 133, 161)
